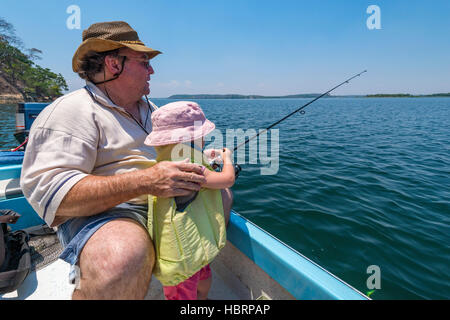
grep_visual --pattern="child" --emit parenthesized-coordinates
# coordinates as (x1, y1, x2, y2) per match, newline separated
(144, 101, 235, 300)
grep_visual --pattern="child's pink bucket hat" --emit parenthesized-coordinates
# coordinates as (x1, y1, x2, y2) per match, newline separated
(144, 101, 215, 146)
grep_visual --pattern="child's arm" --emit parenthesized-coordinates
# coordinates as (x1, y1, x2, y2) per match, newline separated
(201, 148, 235, 189)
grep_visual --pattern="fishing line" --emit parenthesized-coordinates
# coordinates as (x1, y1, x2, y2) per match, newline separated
(233, 70, 367, 152)
(211, 70, 368, 176)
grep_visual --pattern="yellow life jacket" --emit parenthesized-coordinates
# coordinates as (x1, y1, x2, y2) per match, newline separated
(147, 144, 226, 286)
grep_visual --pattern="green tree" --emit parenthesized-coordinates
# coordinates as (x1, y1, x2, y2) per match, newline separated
(0, 17, 68, 101)
(23, 65, 68, 100)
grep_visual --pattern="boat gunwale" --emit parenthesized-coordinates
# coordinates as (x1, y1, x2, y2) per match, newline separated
(228, 210, 369, 300)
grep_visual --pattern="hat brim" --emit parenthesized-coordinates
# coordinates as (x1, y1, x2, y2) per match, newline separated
(144, 120, 216, 147)
(72, 38, 162, 72)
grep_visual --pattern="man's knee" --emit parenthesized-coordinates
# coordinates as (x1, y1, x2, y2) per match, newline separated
(78, 218, 154, 289)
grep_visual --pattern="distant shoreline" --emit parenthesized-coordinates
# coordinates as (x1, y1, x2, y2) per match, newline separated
(1, 92, 449, 104)
(366, 93, 450, 98)
(166, 93, 450, 99)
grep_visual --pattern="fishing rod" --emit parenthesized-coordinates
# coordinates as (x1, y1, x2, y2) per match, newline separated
(233, 70, 367, 152)
(211, 70, 367, 175)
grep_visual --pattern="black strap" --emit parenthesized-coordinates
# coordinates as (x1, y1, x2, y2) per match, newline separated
(90, 56, 127, 85)
(84, 85, 152, 135)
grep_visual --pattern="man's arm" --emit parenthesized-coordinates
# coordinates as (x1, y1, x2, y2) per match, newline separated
(53, 160, 206, 226)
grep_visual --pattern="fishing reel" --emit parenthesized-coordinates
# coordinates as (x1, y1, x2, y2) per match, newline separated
(209, 155, 242, 179)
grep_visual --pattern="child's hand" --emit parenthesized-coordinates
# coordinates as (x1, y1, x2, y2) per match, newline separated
(220, 148, 233, 165)
(221, 148, 232, 159)
(203, 148, 217, 161)
(204, 149, 223, 162)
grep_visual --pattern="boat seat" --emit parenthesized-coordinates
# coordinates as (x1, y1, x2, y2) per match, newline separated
(0, 178, 22, 199)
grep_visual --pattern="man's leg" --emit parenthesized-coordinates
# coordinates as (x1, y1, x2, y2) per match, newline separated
(72, 218, 154, 299)
(221, 188, 233, 227)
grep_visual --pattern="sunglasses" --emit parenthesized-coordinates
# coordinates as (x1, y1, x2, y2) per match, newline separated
(118, 55, 151, 69)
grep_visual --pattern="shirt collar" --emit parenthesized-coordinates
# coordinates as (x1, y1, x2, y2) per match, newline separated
(84, 80, 147, 112)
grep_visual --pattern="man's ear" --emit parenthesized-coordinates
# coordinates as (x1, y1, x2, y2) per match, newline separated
(104, 55, 122, 76)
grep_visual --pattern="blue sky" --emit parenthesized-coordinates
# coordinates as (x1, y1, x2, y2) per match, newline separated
(2, 0, 449, 97)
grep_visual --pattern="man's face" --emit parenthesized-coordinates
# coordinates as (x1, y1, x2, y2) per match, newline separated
(116, 48, 154, 97)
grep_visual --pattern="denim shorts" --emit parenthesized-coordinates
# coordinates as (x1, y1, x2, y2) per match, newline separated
(56, 202, 148, 283)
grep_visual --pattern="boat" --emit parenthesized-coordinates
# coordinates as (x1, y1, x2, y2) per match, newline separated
(0, 103, 369, 300)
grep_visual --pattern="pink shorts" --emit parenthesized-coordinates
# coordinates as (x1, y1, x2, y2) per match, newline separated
(163, 264, 212, 300)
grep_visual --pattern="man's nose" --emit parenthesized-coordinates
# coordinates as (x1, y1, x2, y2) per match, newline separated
(148, 64, 154, 75)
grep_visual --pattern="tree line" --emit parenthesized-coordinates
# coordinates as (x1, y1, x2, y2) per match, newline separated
(366, 93, 450, 98)
(0, 17, 68, 102)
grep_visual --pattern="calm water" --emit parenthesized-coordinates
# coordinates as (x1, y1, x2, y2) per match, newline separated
(1, 98, 449, 299)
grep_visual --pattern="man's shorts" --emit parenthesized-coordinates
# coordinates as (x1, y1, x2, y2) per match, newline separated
(56, 202, 148, 284)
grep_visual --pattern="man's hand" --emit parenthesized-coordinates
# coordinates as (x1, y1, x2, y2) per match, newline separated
(55, 159, 206, 222)
(142, 159, 206, 198)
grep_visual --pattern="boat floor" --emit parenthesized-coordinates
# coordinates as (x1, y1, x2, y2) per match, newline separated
(0, 233, 268, 300)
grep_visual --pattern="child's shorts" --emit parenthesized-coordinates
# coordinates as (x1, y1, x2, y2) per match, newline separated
(163, 264, 212, 300)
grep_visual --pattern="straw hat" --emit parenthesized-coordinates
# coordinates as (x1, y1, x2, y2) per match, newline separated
(72, 21, 161, 73)
(144, 101, 216, 146)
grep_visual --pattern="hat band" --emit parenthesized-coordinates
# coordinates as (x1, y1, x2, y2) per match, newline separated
(119, 40, 145, 45)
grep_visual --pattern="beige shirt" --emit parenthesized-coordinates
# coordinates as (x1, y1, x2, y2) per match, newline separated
(20, 81, 157, 226)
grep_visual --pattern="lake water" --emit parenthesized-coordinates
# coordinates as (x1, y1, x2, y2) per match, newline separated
(1, 97, 449, 299)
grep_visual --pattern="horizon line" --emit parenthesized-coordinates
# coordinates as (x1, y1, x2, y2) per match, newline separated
(150, 92, 450, 99)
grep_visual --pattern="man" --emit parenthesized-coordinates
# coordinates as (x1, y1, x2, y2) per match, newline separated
(20, 21, 232, 299)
